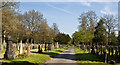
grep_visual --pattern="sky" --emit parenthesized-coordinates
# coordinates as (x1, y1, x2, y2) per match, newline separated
(19, 2, 118, 37)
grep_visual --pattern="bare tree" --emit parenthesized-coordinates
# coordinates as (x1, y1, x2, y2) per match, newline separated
(103, 14, 117, 45)
(52, 23, 59, 36)
(78, 11, 97, 32)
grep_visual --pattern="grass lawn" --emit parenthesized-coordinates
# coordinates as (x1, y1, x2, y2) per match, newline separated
(1, 46, 70, 65)
(75, 47, 120, 65)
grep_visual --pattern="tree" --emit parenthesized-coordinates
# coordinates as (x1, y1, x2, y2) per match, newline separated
(1, 1, 19, 9)
(93, 18, 107, 45)
(117, 35, 120, 45)
(2, 2, 21, 44)
(86, 11, 97, 34)
(51, 23, 60, 43)
(2, 1, 26, 55)
(110, 32, 118, 45)
(39, 20, 53, 51)
(22, 9, 43, 43)
(78, 11, 96, 46)
(54, 33, 71, 44)
(20, 9, 45, 54)
(52, 23, 59, 36)
(72, 29, 94, 44)
(103, 15, 117, 45)
(78, 11, 97, 32)
(78, 12, 87, 31)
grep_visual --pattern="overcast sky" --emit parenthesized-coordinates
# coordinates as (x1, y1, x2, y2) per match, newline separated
(19, 2, 118, 37)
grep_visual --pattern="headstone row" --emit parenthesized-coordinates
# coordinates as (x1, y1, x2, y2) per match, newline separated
(78, 43, 120, 64)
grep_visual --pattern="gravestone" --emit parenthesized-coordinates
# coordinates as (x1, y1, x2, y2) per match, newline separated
(32, 45, 35, 49)
(59, 45, 61, 48)
(4, 35, 15, 60)
(81, 43, 84, 50)
(115, 47, 118, 56)
(17, 43, 19, 51)
(96, 46, 99, 55)
(38, 44, 40, 52)
(36, 44, 38, 49)
(13, 46, 16, 58)
(1, 44, 3, 53)
(27, 45, 31, 56)
(111, 47, 114, 56)
(119, 46, 120, 56)
(100, 46, 103, 54)
(38, 44, 42, 53)
(22, 44, 25, 50)
(104, 47, 108, 63)
(19, 40, 23, 54)
(0, 43, 3, 54)
(108, 46, 111, 56)
(55, 42, 59, 48)
(84, 44, 86, 51)
(94, 44, 96, 54)
(88, 45, 91, 53)
(44, 43, 47, 51)
(51, 43, 54, 50)
(91, 45, 95, 54)
(25, 43, 28, 50)
(47, 43, 51, 50)
(3, 39, 6, 49)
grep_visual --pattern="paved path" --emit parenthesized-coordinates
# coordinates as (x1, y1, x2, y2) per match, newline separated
(44, 46, 78, 65)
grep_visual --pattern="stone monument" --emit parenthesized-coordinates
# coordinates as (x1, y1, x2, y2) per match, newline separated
(4, 35, 15, 60)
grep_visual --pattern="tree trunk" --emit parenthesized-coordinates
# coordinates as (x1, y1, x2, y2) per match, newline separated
(96, 42, 99, 55)
(105, 49, 108, 63)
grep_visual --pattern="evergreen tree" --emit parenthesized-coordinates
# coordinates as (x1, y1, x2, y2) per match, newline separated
(72, 29, 94, 44)
(54, 33, 71, 44)
(110, 32, 118, 45)
(117, 35, 120, 45)
(93, 18, 107, 44)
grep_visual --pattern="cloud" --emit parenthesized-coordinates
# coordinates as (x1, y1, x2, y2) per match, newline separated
(81, 2, 91, 7)
(100, 5, 116, 15)
(46, 3, 75, 16)
(100, 10, 112, 15)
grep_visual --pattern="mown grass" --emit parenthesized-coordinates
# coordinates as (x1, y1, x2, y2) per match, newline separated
(1, 46, 70, 65)
(75, 47, 120, 65)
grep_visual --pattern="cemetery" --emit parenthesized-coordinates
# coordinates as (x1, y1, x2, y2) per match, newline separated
(1, 36, 70, 65)
(0, 1, 120, 65)
(75, 44, 120, 65)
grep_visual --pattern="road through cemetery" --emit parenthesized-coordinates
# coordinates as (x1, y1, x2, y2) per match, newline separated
(44, 46, 78, 65)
